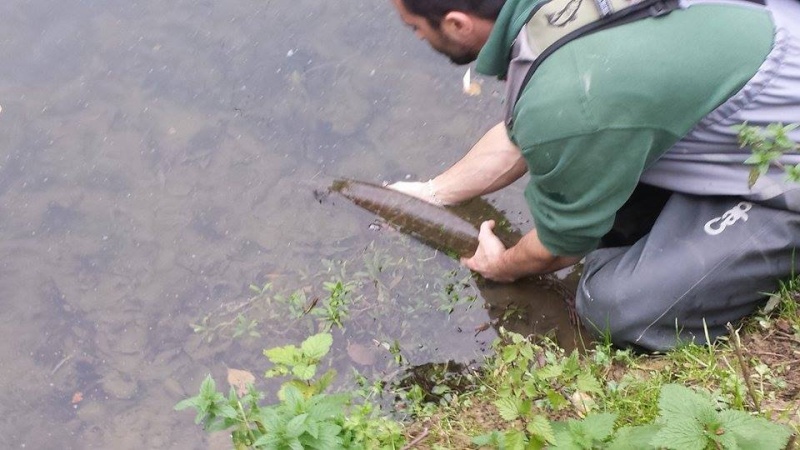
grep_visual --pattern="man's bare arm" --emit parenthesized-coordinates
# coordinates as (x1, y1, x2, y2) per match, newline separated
(390, 122, 527, 205)
(461, 220, 581, 282)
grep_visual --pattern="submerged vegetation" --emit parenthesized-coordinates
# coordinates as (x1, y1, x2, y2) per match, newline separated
(177, 251, 800, 449)
(177, 123, 800, 448)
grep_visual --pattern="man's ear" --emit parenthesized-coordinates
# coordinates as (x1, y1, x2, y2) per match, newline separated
(441, 11, 474, 39)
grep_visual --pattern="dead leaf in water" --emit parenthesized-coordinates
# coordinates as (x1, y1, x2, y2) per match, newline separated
(71, 391, 83, 404)
(347, 342, 377, 366)
(227, 368, 256, 397)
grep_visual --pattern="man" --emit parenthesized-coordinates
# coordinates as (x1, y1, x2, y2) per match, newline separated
(389, 0, 800, 350)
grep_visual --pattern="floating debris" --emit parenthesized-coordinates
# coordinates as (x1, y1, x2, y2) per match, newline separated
(462, 68, 481, 96)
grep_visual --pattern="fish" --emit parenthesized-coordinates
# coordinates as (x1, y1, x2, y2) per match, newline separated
(327, 178, 582, 331)
(329, 178, 482, 257)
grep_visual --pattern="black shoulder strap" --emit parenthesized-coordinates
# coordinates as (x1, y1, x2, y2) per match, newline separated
(513, 0, 682, 108)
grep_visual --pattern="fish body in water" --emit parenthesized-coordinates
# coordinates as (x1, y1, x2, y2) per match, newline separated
(330, 179, 480, 257)
(328, 178, 581, 328)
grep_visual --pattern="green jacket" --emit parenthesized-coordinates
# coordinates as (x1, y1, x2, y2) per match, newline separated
(475, 0, 774, 255)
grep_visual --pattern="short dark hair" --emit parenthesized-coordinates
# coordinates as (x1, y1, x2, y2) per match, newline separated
(401, 0, 505, 28)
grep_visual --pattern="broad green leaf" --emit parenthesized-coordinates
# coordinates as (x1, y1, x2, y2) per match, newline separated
(550, 427, 583, 450)
(580, 412, 616, 441)
(282, 385, 305, 412)
(607, 424, 661, 450)
(526, 415, 555, 443)
(650, 417, 707, 450)
(494, 396, 520, 421)
(545, 388, 569, 410)
(657, 384, 716, 420)
(309, 393, 349, 419)
(285, 413, 309, 438)
(472, 431, 501, 447)
(652, 385, 720, 450)
(718, 409, 792, 450)
(504, 429, 528, 450)
(502, 346, 518, 363)
(301, 333, 333, 360)
(216, 403, 238, 420)
(575, 372, 602, 394)
(265, 345, 300, 365)
(536, 364, 563, 380)
(252, 433, 281, 448)
(293, 363, 317, 381)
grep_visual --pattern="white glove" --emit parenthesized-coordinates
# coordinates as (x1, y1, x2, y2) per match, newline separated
(386, 179, 444, 206)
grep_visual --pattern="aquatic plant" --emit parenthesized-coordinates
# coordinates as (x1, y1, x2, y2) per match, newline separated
(176, 332, 405, 449)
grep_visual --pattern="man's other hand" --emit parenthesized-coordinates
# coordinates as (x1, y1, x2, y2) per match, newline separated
(461, 220, 515, 282)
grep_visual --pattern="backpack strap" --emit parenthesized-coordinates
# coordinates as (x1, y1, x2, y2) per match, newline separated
(512, 0, 683, 110)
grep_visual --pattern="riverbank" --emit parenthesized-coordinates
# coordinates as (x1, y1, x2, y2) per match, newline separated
(401, 276, 800, 449)
(179, 274, 799, 449)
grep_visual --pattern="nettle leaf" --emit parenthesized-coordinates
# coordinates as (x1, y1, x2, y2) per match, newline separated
(309, 393, 349, 420)
(575, 372, 602, 394)
(281, 385, 306, 412)
(494, 396, 521, 421)
(607, 424, 661, 450)
(658, 384, 716, 420)
(472, 431, 502, 447)
(293, 363, 317, 381)
(536, 364, 563, 380)
(285, 413, 309, 438)
(579, 412, 617, 442)
(718, 409, 792, 450)
(545, 388, 569, 410)
(312, 423, 344, 449)
(550, 424, 583, 450)
(503, 429, 528, 450)
(502, 346, 519, 363)
(301, 333, 333, 360)
(265, 345, 300, 365)
(652, 385, 721, 450)
(526, 415, 555, 443)
(650, 418, 706, 450)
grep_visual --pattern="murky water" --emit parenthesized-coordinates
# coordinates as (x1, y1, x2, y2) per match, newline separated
(0, 1, 578, 448)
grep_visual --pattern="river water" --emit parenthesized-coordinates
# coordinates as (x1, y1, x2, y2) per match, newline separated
(0, 1, 577, 448)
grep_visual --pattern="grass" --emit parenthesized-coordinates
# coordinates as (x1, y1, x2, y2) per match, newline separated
(400, 275, 800, 449)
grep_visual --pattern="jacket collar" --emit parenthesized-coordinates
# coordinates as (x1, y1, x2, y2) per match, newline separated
(475, 0, 547, 79)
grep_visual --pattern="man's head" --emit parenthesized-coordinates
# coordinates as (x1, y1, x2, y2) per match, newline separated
(391, 0, 503, 65)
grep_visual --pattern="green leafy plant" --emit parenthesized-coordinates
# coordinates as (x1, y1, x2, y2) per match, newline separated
(474, 384, 792, 450)
(264, 332, 337, 398)
(735, 122, 800, 187)
(176, 333, 405, 449)
(308, 279, 355, 330)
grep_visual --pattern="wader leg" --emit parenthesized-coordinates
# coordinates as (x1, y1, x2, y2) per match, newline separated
(575, 193, 800, 351)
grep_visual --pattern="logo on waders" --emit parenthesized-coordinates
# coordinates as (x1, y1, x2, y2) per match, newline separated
(703, 202, 753, 235)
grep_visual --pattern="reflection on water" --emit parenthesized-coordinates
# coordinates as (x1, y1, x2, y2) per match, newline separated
(0, 0, 577, 448)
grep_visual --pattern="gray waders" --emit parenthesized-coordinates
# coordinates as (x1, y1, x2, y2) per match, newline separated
(576, 188, 800, 351)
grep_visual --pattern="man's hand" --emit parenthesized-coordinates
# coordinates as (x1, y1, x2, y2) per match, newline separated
(386, 179, 445, 206)
(460, 220, 516, 282)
